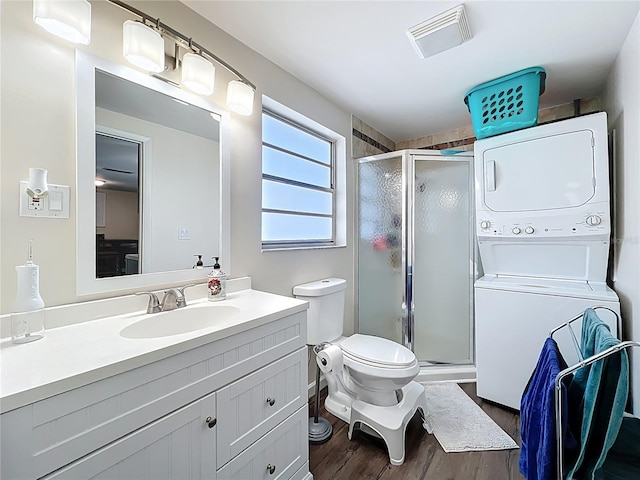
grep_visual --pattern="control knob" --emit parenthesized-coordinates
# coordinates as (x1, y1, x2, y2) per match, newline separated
(480, 221, 491, 230)
(512, 227, 521, 235)
(586, 215, 602, 226)
(525, 226, 535, 234)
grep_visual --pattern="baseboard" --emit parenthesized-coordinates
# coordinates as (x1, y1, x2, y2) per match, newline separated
(308, 376, 327, 399)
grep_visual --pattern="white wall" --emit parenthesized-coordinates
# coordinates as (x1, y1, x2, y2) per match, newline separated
(0, 0, 354, 332)
(96, 189, 138, 239)
(602, 11, 640, 414)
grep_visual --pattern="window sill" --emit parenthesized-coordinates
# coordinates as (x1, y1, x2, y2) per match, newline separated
(261, 243, 346, 253)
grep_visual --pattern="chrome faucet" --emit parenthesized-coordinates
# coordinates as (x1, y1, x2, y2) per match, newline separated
(136, 284, 199, 313)
(161, 289, 182, 312)
(161, 284, 199, 311)
(135, 291, 162, 314)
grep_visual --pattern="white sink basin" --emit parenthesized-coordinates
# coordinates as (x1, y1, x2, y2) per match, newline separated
(120, 303, 241, 339)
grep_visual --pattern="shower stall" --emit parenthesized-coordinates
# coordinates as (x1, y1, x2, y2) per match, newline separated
(357, 150, 476, 377)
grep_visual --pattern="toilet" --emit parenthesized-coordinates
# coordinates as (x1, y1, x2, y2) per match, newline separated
(294, 277, 431, 465)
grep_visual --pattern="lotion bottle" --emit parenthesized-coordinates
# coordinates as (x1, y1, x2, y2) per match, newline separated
(11, 241, 45, 344)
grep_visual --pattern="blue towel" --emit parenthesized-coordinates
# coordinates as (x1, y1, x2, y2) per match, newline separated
(520, 337, 573, 480)
(565, 308, 629, 480)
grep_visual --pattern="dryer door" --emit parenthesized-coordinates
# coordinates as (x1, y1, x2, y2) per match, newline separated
(481, 129, 595, 212)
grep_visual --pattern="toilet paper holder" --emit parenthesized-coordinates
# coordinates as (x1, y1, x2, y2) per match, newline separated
(309, 342, 334, 444)
(313, 342, 332, 366)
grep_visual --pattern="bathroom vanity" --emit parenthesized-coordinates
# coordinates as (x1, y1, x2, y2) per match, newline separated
(0, 288, 312, 480)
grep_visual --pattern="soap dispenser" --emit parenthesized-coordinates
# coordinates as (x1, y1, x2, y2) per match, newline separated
(11, 240, 45, 344)
(193, 254, 204, 269)
(207, 257, 227, 301)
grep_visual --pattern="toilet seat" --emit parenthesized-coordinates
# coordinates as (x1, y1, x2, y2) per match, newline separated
(340, 334, 417, 368)
(338, 334, 420, 382)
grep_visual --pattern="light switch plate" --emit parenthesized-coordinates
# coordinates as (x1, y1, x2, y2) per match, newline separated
(19, 182, 70, 218)
(178, 227, 191, 240)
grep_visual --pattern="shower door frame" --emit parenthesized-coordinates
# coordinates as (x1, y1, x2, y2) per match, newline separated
(356, 149, 476, 367)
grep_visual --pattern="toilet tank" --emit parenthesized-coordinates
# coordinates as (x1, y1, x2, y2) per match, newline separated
(293, 278, 346, 345)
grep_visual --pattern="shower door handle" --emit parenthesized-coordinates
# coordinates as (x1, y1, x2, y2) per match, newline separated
(404, 267, 414, 351)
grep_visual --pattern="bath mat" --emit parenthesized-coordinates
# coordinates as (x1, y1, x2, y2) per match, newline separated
(422, 382, 519, 453)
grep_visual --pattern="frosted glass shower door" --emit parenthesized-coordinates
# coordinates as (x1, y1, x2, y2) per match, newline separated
(413, 157, 473, 364)
(358, 154, 405, 344)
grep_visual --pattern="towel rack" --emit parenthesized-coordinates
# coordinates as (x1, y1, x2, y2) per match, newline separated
(550, 306, 639, 480)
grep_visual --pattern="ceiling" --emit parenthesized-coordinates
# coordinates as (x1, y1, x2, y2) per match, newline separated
(182, 0, 639, 142)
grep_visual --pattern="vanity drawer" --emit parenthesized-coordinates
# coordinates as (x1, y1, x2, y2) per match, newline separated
(217, 347, 307, 467)
(0, 311, 306, 480)
(42, 392, 217, 480)
(217, 405, 308, 480)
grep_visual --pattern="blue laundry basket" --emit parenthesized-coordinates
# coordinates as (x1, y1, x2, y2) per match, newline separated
(464, 67, 546, 139)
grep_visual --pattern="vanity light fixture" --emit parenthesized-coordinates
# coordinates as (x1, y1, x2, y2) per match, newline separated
(181, 53, 215, 96)
(33, 0, 91, 45)
(123, 20, 165, 73)
(26, 168, 49, 199)
(107, 0, 256, 116)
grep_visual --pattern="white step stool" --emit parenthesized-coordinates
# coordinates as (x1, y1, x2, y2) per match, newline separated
(348, 381, 432, 465)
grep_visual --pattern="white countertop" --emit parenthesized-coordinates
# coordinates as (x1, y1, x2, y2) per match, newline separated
(0, 289, 308, 414)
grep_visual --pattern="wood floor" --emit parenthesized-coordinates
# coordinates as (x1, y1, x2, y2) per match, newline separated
(308, 383, 525, 480)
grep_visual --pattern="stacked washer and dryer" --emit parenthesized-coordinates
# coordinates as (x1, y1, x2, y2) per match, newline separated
(473, 112, 620, 410)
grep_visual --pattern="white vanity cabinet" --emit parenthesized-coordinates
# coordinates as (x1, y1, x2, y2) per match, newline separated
(0, 309, 312, 480)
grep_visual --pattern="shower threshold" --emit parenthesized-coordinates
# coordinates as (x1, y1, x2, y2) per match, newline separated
(415, 363, 476, 383)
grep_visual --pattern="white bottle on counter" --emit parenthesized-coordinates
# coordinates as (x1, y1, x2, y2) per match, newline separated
(11, 241, 45, 344)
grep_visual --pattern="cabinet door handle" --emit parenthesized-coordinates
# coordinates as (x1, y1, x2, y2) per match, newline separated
(266, 397, 276, 407)
(267, 464, 276, 475)
(205, 416, 216, 428)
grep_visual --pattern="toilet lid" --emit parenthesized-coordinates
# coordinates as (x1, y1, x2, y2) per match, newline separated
(340, 334, 416, 367)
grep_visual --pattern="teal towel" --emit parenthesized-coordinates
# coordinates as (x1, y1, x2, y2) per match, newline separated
(598, 415, 640, 479)
(565, 308, 629, 480)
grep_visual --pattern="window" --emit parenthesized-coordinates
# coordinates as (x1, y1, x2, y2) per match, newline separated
(262, 108, 338, 249)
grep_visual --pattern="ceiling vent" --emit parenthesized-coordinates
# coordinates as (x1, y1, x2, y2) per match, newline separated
(407, 4, 472, 59)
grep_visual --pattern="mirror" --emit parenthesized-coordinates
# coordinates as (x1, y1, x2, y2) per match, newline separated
(77, 52, 230, 295)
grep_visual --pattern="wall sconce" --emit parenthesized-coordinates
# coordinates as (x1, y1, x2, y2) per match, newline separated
(33, 0, 91, 45)
(123, 20, 165, 73)
(26, 168, 49, 199)
(108, 0, 256, 116)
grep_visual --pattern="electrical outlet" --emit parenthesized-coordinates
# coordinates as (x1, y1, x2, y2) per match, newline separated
(19, 182, 70, 218)
(28, 197, 44, 210)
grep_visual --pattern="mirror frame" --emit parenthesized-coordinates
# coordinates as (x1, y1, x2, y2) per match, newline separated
(76, 51, 231, 295)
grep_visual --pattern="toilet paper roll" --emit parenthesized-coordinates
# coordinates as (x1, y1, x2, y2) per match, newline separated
(317, 344, 343, 373)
